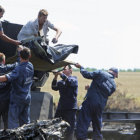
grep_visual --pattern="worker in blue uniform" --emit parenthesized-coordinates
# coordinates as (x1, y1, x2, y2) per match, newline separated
(0, 47, 34, 129)
(51, 65, 78, 140)
(75, 63, 118, 140)
(0, 52, 17, 129)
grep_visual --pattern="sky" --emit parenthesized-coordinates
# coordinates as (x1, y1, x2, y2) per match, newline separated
(1, 0, 140, 69)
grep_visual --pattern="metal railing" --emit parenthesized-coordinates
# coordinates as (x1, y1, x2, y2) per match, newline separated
(103, 112, 140, 131)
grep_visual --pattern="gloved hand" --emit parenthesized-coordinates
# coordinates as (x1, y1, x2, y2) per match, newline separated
(52, 38, 58, 44)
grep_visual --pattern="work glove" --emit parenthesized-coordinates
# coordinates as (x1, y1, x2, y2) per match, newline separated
(52, 38, 58, 44)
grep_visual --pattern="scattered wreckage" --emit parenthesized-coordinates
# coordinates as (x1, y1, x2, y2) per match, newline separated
(0, 118, 69, 140)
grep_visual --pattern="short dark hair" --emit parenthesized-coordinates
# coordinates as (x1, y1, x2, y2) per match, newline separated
(67, 65, 72, 69)
(20, 47, 31, 60)
(63, 65, 72, 70)
(0, 5, 5, 13)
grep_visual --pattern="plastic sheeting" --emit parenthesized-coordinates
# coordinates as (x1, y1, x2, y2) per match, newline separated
(0, 21, 78, 71)
(21, 37, 78, 64)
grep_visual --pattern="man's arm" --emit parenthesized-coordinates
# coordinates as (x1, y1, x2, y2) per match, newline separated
(51, 72, 59, 91)
(0, 75, 7, 82)
(4, 63, 18, 73)
(51, 26, 62, 44)
(53, 26, 62, 39)
(60, 73, 78, 87)
(75, 63, 99, 79)
(0, 31, 21, 46)
(47, 21, 62, 44)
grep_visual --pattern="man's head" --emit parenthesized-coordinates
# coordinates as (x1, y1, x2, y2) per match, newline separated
(0, 52, 5, 64)
(63, 65, 72, 76)
(38, 9, 48, 25)
(0, 5, 5, 19)
(108, 67, 118, 78)
(20, 47, 31, 61)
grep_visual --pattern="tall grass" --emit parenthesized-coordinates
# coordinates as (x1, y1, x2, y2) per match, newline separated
(105, 89, 140, 112)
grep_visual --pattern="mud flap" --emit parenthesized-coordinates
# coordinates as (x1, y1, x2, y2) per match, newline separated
(30, 91, 54, 121)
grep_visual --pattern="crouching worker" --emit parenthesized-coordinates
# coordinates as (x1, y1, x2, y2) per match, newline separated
(0, 47, 34, 129)
(51, 65, 78, 140)
(75, 63, 118, 140)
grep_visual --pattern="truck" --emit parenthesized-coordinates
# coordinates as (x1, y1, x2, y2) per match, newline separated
(0, 21, 76, 128)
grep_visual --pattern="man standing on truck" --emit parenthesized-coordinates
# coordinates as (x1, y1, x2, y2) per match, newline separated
(0, 5, 21, 46)
(17, 9, 62, 90)
(51, 65, 78, 140)
(0, 47, 34, 129)
(0, 52, 18, 129)
(17, 9, 62, 45)
(75, 63, 118, 140)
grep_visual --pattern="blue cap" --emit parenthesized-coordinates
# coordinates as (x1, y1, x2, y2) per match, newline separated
(109, 67, 118, 74)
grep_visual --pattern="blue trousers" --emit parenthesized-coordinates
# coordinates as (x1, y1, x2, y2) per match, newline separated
(8, 102, 30, 129)
(55, 109, 77, 140)
(76, 100, 103, 140)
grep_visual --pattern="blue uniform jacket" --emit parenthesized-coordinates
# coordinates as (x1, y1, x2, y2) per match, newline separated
(52, 73, 78, 110)
(6, 62, 34, 105)
(80, 67, 116, 109)
(0, 63, 17, 101)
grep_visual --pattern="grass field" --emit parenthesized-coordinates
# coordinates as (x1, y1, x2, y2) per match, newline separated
(41, 72, 140, 111)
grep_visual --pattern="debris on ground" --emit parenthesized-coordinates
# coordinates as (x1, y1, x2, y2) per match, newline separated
(0, 118, 69, 140)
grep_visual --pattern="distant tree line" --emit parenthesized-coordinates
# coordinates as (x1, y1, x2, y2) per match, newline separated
(119, 68, 140, 72)
(73, 67, 97, 72)
(73, 68, 140, 72)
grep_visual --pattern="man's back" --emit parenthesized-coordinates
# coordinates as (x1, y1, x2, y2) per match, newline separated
(89, 71, 116, 97)
(6, 61, 34, 104)
(80, 69, 116, 109)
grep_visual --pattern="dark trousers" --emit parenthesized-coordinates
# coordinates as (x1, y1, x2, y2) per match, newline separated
(0, 100, 9, 129)
(55, 109, 77, 140)
(76, 100, 103, 140)
(8, 102, 30, 129)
